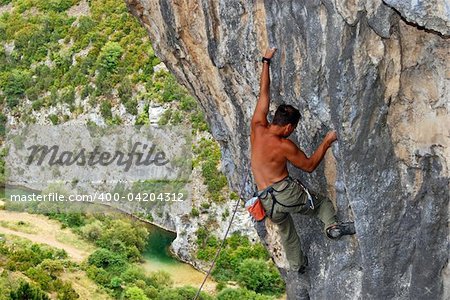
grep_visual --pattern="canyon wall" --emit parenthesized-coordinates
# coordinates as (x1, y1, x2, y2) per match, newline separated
(124, 0, 449, 299)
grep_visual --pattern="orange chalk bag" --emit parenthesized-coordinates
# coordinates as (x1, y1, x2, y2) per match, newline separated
(245, 196, 266, 221)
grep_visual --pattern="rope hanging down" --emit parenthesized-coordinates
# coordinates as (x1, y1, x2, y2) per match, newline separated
(193, 171, 249, 300)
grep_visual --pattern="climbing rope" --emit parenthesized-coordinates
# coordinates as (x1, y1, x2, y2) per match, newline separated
(193, 170, 249, 300)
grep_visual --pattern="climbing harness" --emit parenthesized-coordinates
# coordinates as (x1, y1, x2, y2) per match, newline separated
(258, 176, 315, 219)
(193, 170, 249, 300)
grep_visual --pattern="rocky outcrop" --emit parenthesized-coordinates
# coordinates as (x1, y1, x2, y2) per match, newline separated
(125, 0, 449, 299)
(384, 0, 450, 35)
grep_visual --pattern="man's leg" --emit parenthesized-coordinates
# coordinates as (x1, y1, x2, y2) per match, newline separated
(306, 193, 338, 232)
(273, 213, 307, 271)
(306, 193, 355, 238)
(260, 191, 307, 272)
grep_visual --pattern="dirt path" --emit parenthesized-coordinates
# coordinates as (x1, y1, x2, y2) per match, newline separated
(0, 210, 94, 262)
(0, 227, 87, 262)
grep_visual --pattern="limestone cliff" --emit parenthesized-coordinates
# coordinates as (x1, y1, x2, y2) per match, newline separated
(124, 0, 449, 299)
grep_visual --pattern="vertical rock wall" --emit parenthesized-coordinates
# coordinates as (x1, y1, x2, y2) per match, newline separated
(125, 0, 449, 299)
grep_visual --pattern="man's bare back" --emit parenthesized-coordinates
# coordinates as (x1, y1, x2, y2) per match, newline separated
(250, 48, 337, 191)
(251, 124, 290, 190)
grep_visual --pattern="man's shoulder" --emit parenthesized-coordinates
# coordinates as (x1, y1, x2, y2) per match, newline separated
(251, 122, 268, 134)
(279, 138, 298, 153)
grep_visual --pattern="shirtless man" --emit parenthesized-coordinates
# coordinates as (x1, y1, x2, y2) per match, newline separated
(250, 48, 354, 273)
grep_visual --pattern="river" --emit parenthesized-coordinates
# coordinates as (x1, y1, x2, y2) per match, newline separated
(141, 225, 216, 293)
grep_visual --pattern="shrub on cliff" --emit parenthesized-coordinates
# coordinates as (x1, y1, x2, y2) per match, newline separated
(37, 0, 74, 13)
(1, 69, 31, 107)
(193, 138, 228, 202)
(211, 233, 269, 281)
(236, 258, 284, 296)
(124, 286, 148, 300)
(9, 281, 50, 300)
(98, 41, 124, 73)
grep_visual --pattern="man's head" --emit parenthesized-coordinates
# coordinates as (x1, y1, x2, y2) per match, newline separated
(272, 104, 301, 137)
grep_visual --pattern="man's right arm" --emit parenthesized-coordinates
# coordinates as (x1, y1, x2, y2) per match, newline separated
(251, 48, 277, 129)
(283, 131, 338, 173)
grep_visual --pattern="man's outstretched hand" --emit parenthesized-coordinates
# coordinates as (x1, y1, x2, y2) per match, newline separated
(264, 47, 277, 59)
(325, 131, 338, 148)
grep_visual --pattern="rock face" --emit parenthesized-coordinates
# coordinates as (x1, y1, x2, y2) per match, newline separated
(384, 0, 450, 35)
(125, 0, 449, 299)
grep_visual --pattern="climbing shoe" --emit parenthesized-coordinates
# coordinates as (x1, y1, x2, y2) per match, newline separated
(326, 222, 356, 239)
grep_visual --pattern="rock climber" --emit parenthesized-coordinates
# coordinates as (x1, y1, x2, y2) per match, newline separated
(250, 47, 355, 274)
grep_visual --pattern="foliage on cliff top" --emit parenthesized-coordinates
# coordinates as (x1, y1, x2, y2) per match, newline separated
(0, 0, 207, 131)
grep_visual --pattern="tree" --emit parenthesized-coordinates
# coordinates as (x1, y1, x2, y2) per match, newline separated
(236, 259, 284, 296)
(98, 219, 148, 261)
(10, 281, 50, 300)
(80, 220, 103, 241)
(98, 42, 124, 73)
(124, 286, 148, 300)
(87, 248, 127, 272)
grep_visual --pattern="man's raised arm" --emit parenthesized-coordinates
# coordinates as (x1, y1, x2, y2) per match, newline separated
(251, 48, 277, 128)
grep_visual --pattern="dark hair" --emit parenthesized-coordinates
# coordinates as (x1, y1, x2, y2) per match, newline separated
(272, 104, 301, 126)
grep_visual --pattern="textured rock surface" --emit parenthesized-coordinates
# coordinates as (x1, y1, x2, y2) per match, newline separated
(384, 0, 450, 35)
(125, 0, 449, 299)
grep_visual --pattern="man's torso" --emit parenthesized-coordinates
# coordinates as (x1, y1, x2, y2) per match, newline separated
(250, 124, 290, 190)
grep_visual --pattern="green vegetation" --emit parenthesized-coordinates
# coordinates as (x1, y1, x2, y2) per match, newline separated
(153, 71, 208, 130)
(47, 211, 86, 228)
(77, 214, 211, 299)
(0, 147, 6, 184)
(156, 286, 213, 300)
(0, 0, 149, 107)
(0, 234, 78, 299)
(217, 288, 274, 300)
(0, 208, 213, 299)
(195, 231, 284, 298)
(0, 0, 208, 130)
(98, 41, 124, 73)
(237, 259, 284, 295)
(0, 0, 216, 198)
(193, 138, 228, 202)
(190, 207, 200, 217)
(85, 218, 148, 262)
(48, 114, 59, 124)
(9, 281, 50, 300)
